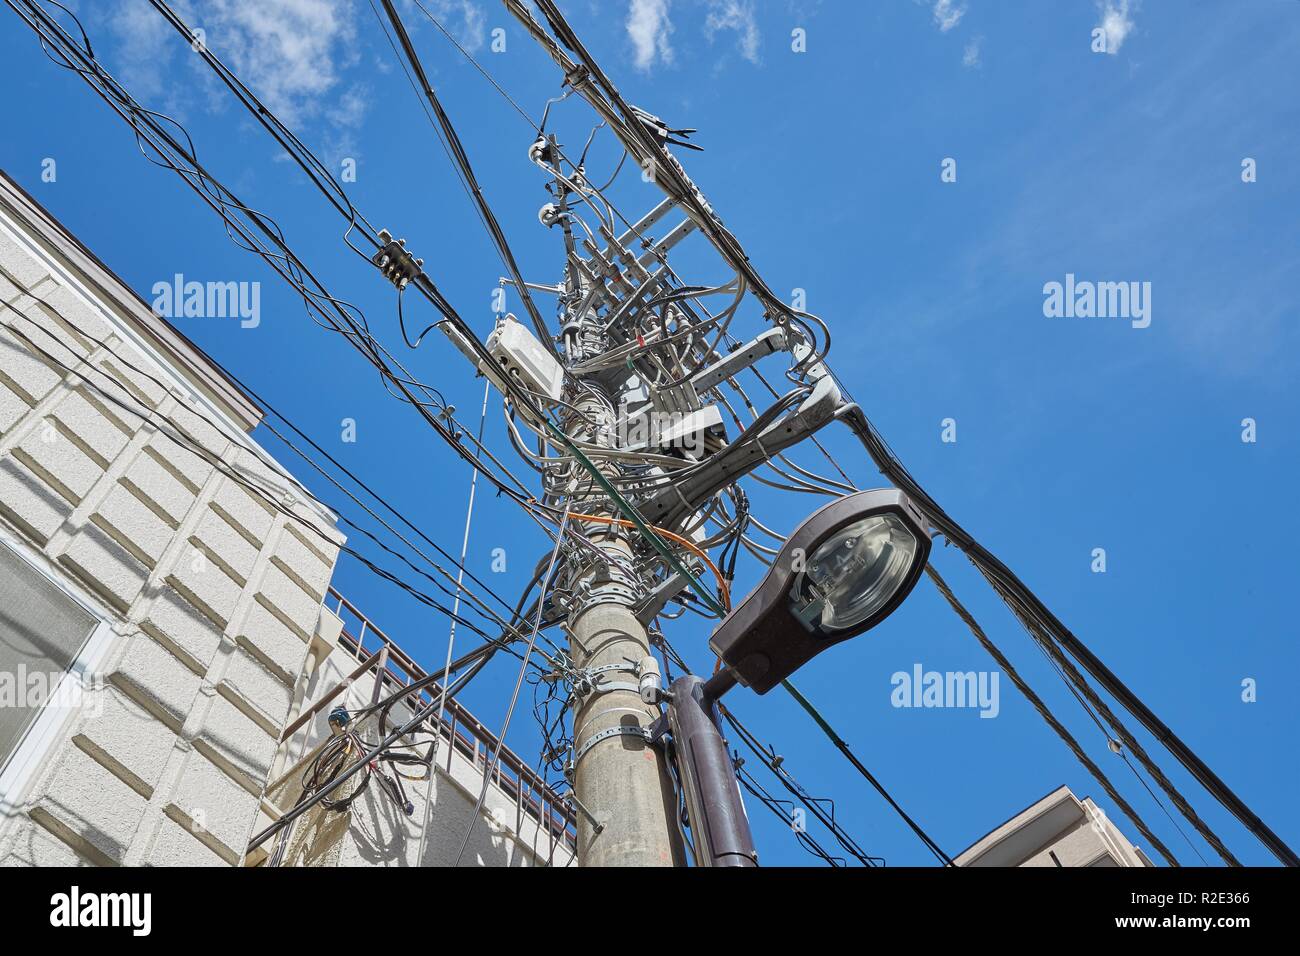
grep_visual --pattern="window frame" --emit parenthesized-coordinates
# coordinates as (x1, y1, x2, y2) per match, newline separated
(0, 527, 116, 810)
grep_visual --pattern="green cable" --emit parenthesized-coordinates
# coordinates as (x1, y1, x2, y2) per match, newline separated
(537, 413, 727, 617)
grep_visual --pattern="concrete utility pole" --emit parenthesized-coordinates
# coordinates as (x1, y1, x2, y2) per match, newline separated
(563, 366, 682, 866)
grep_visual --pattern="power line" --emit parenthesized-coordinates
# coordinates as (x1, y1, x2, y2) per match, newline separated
(722, 710, 884, 867)
(17, 0, 696, 630)
(17, 0, 547, 517)
(777, 680, 955, 866)
(924, 563, 1180, 867)
(374, 0, 555, 355)
(734, 764, 845, 867)
(132, 0, 731, 621)
(496, 0, 1296, 868)
(11, 0, 1284, 870)
(1, 283, 561, 664)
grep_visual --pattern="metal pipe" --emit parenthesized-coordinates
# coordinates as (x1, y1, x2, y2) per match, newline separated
(666, 674, 757, 867)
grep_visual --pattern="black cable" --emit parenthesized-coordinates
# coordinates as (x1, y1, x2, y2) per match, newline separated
(81, 0, 734, 615)
(14, 0, 544, 517)
(0, 290, 554, 661)
(374, 0, 557, 357)
(396, 287, 440, 349)
(251, 649, 492, 853)
(845, 394, 1255, 864)
(734, 763, 846, 867)
(507, 0, 1290, 866)
(925, 563, 1181, 867)
(776, 681, 956, 866)
(723, 711, 884, 867)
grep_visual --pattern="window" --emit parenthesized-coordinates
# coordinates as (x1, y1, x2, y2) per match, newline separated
(0, 539, 100, 771)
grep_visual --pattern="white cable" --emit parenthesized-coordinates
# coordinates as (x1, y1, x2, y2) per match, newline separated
(415, 378, 490, 866)
(453, 508, 572, 866)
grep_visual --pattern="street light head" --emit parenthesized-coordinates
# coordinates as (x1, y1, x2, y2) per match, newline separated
(709, 489, 930, 695)
(792, 511, 925, 636)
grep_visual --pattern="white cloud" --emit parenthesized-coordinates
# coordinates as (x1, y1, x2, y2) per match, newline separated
(1096, 0, 1136, 55)
(99, 0, 366, 137)
(106, 0, 193, 104)
(705, 0, 761, 64)
(962, 36, 982, 68)
(627, 0, 674, 71)
(932, 0, 966, 33)
(411, 0, 486, 54)
(198, 0, 362, 127)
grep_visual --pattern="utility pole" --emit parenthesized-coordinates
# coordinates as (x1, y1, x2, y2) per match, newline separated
(557, 203, 682, 867)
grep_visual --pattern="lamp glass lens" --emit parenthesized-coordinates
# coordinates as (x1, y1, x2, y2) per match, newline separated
(803, 514, 919, 633)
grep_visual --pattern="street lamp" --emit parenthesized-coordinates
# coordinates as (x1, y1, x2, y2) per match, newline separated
(709, 487, 931, 694)
(659, 488, 931, 866)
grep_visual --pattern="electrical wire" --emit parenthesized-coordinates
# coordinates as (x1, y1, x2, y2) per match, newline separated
(497, 0, 1292, 867)
(0, 286, 563, 665)
(452, 508, 572, 865)
(778, 679, 955, 866)
(924, 563, 1180, 867)
(723, 710, 884, 867)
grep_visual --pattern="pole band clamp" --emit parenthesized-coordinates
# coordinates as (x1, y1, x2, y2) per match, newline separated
(568, 725, 653, 777)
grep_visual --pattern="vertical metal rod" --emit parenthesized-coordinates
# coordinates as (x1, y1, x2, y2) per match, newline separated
(665, 674, 757, 867)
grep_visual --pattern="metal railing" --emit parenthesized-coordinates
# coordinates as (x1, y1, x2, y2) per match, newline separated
(284, 588, 577, 851)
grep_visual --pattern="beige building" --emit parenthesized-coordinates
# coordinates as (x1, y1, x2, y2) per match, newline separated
(956, 785, 1155, 867)
(259, 592, 574, 867)
(0, 169, 573, 867)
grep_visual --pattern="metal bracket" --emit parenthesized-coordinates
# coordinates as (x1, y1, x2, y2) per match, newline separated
(564, 791, 604, 834)
(588, 662, 640, 679)
(635, 571, 689, 625)
(646, 713, 671, 746)
(571, 662, 642, 700)
(642, 375, 842, 530)
(690, 327, 788, 393)
(583, 680, 642, 699)
(569, 725, 653, 775)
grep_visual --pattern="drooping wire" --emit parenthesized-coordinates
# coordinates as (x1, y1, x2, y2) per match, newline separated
(722, 710, 885, 867)
(924, 563, 1180, 867)
(779, 679, 955, 866)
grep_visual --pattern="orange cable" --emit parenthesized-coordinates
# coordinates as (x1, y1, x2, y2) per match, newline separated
(567, 512, 732, 611)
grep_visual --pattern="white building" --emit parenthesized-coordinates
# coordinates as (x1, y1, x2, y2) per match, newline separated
(955, 785, 1155, 867)
(0, 169, 573, 867)
(258, 591, 575, 867)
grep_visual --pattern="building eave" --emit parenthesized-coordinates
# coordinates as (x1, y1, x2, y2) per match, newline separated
(0, 168, 263, 433)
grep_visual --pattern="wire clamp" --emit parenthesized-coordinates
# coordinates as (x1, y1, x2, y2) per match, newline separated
(372, 229, 424, 289)
(570, 662, 640, 700)
(568, 725, 653, 775)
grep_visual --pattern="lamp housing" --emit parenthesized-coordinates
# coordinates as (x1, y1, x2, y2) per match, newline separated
(708, 488, 930, 694)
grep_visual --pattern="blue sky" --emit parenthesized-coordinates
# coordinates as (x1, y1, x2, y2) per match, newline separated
(2, 0, 1298, 866)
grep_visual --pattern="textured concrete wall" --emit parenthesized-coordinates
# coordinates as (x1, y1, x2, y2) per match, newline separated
(0, 207, 343, 866)
(260, 646, 575, 868)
